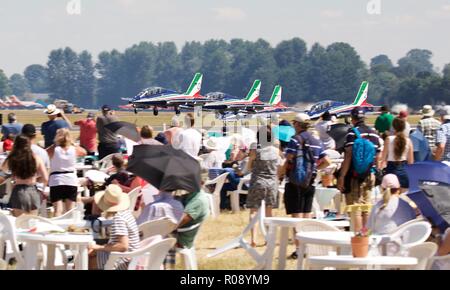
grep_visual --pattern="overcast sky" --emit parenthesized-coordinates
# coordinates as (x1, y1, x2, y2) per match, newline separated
(1, 0, 449, 76)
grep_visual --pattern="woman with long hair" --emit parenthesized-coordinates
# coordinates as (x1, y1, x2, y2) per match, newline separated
(2, 135, 48, 217)
(47, 128, 86, 217)
(381, 118, 414, 191)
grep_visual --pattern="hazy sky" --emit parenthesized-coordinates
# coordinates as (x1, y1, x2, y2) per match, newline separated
(1, 0, 449, 76)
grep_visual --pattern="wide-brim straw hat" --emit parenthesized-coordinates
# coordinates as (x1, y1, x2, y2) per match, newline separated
(44, 104, 61, 116)
(421, 105, 435, 117)
(94, 184, 130, 213)
(203, 138, 220, 151)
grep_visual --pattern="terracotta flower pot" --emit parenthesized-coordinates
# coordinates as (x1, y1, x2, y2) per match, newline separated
(351, 236, 369, 258)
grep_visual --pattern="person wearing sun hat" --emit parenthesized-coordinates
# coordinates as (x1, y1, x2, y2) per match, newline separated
(41, 104, 72, 148)
(418, 105, 441, 152)
(201, 137, 226, 169)
(367, 174, 416, 235)
(435, 106, 450, 162)
(88, 184, 140, 270)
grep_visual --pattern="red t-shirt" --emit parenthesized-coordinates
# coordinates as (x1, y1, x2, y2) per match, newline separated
(75, 119, 97, 153)
(3, 139, 13, 152)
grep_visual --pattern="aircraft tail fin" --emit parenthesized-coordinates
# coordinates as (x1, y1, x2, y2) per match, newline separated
(244, 80, 261, 102)
(352, 81, 369, 106)
(185, 73, 203, 97)
(269, 85, 282, 106)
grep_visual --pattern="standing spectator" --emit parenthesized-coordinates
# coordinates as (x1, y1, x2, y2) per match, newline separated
(21, 124, 50, 169)
(375, 105, 394, 139)
(96, 105, 120, 160)
(435, 107, 450, 162)
(2, 135, 48, 217)
(41, 105, 71, 148)
(175, 113, 202, 158)
(164, 117, 183, 146)
(381, 118, 414, 191)
(315, 111, 336, 150)
(417, 105, 441, 152)
(140, 125, 162, 145)
(47, 128, 86, 217)
(247, 126, 281, 247)
(75, 112, 97, 155)
(1, 113, 23, 141)
(337, 108, 382, 229)
(397, 111, 411, 137)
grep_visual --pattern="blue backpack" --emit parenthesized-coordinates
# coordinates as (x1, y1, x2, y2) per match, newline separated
(289, 135, 316, 189)
(352, 128, 376, 178)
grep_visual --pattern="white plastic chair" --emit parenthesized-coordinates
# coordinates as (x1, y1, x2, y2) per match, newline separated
(407, 242, 438, 270)
(227, 176, 250, 213)
(389, 221, 432, 249)
(96, 154, 116, 173)
(128, 186, 142, 212)
(138, 218, 178, 240)
(105, 236, 176, 270)
(204, 173, 229, 218)
(176, 223, 203, 270)
(295, 220, 341, 270)
(0, 212, 25, 269)
(51, 208, 78, 221)
(0, 178, 13, 205)
(386, 218, 426, 235)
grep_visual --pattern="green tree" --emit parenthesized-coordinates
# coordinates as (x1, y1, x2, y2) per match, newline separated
(24, 64, 48, 93)
(395, 49, 434, 78)
(180, 41, 204, 87)
(0, 69, 12, 97)
(154, 42, 182, 90)
(370, 54, 393, 74)
(77, 51, 96, 107)
(9, 74, 29, 97)
(201, 40, 231, 93)
(96, 50, 125, 107)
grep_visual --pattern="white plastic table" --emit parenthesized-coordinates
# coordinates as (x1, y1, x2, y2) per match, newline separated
(296, 231, 391, 270)
(263, 217, 350, 270)
(17, 232, 94, 270)
(307, 255, 418, 270)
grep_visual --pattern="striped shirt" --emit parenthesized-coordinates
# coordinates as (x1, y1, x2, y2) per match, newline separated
(436, 121, 450, 162)
(344, 122, 382, 152)
(98, 210, 140, 270)
(418, 117, 442, 150)
(286, 131, 327, 175)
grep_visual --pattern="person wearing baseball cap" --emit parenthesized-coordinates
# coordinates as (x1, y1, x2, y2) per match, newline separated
(41, 104, 72, 148)
(281, 113, 330, 259)
(1, 112, 23, 142)
(337, 107, 382, 229)
(75, 112, 98, 155)
(417, 105, 441, 152)
(22, 124, 50, 168)
(374, 105, 394, 137)
(435, 107, 450, 162)
(366, 174, 416, 235)
(96, 105, 120, 160)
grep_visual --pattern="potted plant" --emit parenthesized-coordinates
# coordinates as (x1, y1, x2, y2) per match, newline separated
(351, 227, 371, 258)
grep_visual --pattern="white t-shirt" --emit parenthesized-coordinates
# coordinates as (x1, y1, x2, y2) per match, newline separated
(32, 144, 50, 169)
(387, 136, 412, 161)
(367, 196, 417, 235)
(49, 146, 78, 187)
(201, 151, 226, 169)
(175, 128, 202, 158)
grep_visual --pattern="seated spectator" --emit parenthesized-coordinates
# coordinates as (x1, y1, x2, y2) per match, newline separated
(201, 138, 226, 169)
(367, 174, 416, 235)
(136, 191, 184, 225)
(140, 125, 163, 145)
(155, 132, 168, 145)
(105, 154, 130, 187)
(89, 185, 140, 270)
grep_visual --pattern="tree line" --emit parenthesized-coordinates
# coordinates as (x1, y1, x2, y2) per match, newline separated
(0, 38, 449, 109)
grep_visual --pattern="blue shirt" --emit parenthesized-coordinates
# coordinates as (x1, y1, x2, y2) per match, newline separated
(436, 121, 450, 162)
(1, 122, 23, 139)
(285, 131, 327, 162)
(41, 120, 69, 148)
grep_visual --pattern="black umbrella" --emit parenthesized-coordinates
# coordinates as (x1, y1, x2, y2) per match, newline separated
(328, 123, 352, 152)
(127, 145, 201, 193)
(105, 121, 140, 142)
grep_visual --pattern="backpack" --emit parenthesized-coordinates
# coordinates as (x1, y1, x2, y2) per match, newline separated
(351, 128, 376, 178)
(289, 134, 316, 189)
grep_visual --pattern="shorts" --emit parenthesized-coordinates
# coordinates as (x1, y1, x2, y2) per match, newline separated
(284, 183, 315, 214)
(385, 162, 409, 189)
(246, 178, 278, 209)
(8, 185, 41, 212)
(50, 186, 78, 203)
(346, 174, 375, 205)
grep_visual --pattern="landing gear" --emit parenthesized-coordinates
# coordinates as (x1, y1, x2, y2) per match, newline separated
(175, 107, 181, 115)
(134, 108, 138, 115)
(153, 107, 159, 116)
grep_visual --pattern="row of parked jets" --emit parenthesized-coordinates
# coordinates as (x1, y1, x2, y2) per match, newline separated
(123, 73, 379, 120)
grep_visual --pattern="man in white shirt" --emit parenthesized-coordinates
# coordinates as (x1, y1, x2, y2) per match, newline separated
(21, 124, 50, 168)
(175, 113, 202, 158)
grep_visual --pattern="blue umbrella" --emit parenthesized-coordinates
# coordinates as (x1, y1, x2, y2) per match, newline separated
(409, 129, 432, 162)
(406, 162, 450, 233)
(405, 162, 450, 192)
(272, 125, 295, 143)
